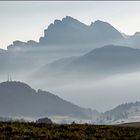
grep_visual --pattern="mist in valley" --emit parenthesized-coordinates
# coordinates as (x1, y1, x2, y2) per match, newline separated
(1, 15, 140, 123)
(23, 71, 140, 112)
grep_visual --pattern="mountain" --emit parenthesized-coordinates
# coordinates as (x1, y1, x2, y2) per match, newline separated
(70, 45, 140, 75)
(39, 16, 89, 45)
(6, 16, 124, 64)
(39, 16, 123, 46)
(98, 102, 140, 124)
(7, 40, 38, 50)
(1, 81, 140, 124)
(7, 16, 123, 48)
(88, 20, 123, 43)
(0, 81, 94, 120)
(126, 32, 140, 47)
(3, 16, 140, 68)
(36, 45, 140, 81)
(1, 16, 140, 79)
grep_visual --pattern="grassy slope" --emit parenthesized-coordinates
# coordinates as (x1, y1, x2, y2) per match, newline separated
(0, 122, 140, 140)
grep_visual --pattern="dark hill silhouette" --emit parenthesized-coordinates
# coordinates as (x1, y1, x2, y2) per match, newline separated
(1, 81, 140, 124)
(0, 81, 91, 119)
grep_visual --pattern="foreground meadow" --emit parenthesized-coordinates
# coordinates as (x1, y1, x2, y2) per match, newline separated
(0, 122, 140, 140)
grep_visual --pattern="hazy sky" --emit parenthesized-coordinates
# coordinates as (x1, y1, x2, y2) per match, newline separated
(1, 1, 140, 49)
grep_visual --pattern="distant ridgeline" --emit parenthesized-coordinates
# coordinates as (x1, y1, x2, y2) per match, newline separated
(7, 16, 124, 50)
(1, 16, 140, 124)
(35, 45, 140, 80)
(0, 16, 140, 75)
(6, 16, 140, 52)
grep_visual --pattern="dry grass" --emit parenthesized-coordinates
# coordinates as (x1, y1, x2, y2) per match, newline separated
(0, 122, 140, 140)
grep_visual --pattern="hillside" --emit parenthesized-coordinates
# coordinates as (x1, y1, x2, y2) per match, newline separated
(98, 102, 140, 124)
(1, 81, 140, 124)
(37, 45, 140, 80)
(0, 81, 92, 120)
(0, 16, 140, 79)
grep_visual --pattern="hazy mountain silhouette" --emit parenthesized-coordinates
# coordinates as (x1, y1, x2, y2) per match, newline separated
(37, 45, 140, 80)
(126, 32, 140, 47)
(98, 101, 140, 124)
(39, 16, 123, 46)
(2, 16, 140, 77)
(7, 40, 38, 50)
(7, 16, 123, 48)
(0, 81, 93, 119)
(8, 16, 124, 53)
(5, 16, 140, 56)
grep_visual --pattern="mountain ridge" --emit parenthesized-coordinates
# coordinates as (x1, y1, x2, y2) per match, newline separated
(7, 16, 124, 49)
(36, 44, 140, 80)
(98, 101, 140, 124)
(0, 81, 93, 120)
(1, 81, 140, 124)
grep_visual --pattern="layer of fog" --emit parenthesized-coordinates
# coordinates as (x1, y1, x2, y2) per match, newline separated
(1, 69, 140, 112)
(1, 44, 140, 112)
(27, 72, 140, 112)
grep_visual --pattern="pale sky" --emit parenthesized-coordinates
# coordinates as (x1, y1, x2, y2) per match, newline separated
(1, 1, 140, 49)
